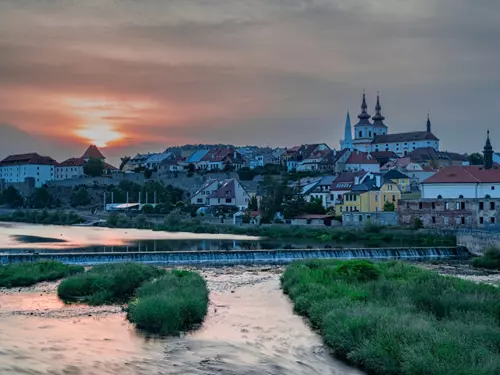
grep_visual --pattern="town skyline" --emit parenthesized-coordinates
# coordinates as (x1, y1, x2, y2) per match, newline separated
(1, 0, 499, 164)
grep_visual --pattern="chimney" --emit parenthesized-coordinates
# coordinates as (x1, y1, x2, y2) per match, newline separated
(375, 175, 381, 187)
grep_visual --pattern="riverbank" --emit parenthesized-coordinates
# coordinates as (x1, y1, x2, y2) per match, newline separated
(282, 260, 500, 375)
(0, 266, 364, 375)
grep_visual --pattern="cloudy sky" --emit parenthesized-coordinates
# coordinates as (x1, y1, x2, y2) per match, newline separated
(1, 0, 499, 164)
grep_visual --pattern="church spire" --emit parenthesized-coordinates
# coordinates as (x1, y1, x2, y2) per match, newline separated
(426, 114, 432, 133)
(355, 92, 371, 127)
(484, 130, 493, 170)
(340, 110, 353, 150)
(371, 93, 386, 128)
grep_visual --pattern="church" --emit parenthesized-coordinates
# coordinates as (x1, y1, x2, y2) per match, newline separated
(340, 94, 440, 156)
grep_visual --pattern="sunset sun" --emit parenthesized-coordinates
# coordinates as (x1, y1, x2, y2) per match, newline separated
(76, 123, 123, 147)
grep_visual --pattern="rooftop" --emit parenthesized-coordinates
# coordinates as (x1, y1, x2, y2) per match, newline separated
(373, 131, 439, 144)
(422, 165, 500, 184)
(82, 145, 105, 160)
(0, 153, 58, 166)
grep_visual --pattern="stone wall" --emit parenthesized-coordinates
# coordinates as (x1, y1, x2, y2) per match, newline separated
(0, 177, 36, 197)
(342, 212, 399, 227)
(456, 230, 500, 256)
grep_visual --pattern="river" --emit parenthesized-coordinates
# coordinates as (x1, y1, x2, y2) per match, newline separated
(0, 266, 365, 375)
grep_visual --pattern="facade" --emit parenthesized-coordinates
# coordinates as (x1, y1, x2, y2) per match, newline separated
(302, 175, 336, 208)
(286, 143, 332, 172)
(144, 152, 175, 170)
(191, 178, 251, 209)
(342, 212, 399, 227)
(55, 158, 85, 180)
(249, 152, 280, 169)
(343, 151, 380, 173)
(383, 169, 411, 193)
(0, 153, 58, 187)
(398, 198, 500, 228)
(348, 93, 439, 156)
(195, 148, 246, 171)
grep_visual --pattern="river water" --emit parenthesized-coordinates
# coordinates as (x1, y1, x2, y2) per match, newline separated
(0, 266, 365, 375)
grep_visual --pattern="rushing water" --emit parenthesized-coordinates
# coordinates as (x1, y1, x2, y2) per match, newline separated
(0, 267, 365, 375)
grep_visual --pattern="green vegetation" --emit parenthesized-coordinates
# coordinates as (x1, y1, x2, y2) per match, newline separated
(0, 261, 83, 288)
(383, 201, 395, 212)
(0, 209, 84, 225)
(472, 247, 500, 270)
(84, 157, 104, 177)
(159, 214, 456, 246)
(0, 186, 24, 208)
(282, 260, 500, 375)
(58, 263, 163, 305)
(58, 264, 209, 335)
(28, 187, 55, 208)
(70, 187, 91, 207)
(128, 270, 209, 335)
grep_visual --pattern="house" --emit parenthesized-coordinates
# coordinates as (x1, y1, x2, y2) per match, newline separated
(289, 214, 339, 226)
(295, 146, 333, 172)
(285, 144, 331, 172)
(0, 153, 58, 187)
(158, 158, 184, 177)
(249, 152, 280, 169)
(335, 174, 401, 215)
(398, 198, 500, 228)
(329, 171, 366, 206)
(302, 175, 336, 208)
(191, 178, 251, 209)
(370, 151, 398, 166)
(144, 152, 176, 170)
(196, 148, 246, 171)
(381, 157, 436, 190)
(55, 158, 85, 180)
(343, 151, 380, 173)
(382, 169, 411, 193)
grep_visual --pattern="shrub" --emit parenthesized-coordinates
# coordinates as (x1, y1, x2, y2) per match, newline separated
(141, 204, 154, 214)
(472, 247, 500, 270)
(58, 263, 163, 305)
(281, 260, 500, 375)
(413, 217, 424, 229)
(127, 270, 209, 335)
(0, 261, 83, 288)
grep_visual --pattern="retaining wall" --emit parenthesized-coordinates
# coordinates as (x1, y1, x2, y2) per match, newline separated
(456, 230, 500, 256)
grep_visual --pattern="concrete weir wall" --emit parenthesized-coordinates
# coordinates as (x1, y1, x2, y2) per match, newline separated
(0, 247, 469, 266)
(456, 230, 500, 256)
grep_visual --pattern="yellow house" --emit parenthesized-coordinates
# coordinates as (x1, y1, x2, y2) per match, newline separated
(335, 176, 401, 215)
(383, 169, 411, 193)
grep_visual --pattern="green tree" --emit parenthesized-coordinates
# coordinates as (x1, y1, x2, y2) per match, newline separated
(383, 201, 396, 212)
(1, 186, 24, 208)
(84, 158, 104, 177)
(305, 197, 326, 215)
(141, 204, 154, 214)
(238, 167, 257, 181)
(119, 156, 131, 171)
(248, 195, 259, 211)
(144, 169, 153, 179)
(29, 187, 54, 209)
(70, 188, 91, 207)
(259, 176, 285, 222)
(186, 163, 196, 173)
(469, 153, 484, 166)
(282, 184, 307, 219)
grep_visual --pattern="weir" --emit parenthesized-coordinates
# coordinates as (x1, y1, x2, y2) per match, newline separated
(0, 247, 469, 266)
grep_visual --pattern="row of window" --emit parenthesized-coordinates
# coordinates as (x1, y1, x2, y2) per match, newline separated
(429, 216, 496, 225)
(411, 201, 496, 210)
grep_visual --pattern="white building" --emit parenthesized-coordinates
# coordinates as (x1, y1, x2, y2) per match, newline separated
(0, 153, 57, 187)
(55, 158, 85, 180)
(191, 178, 251, 210)
(349, 94, 439, 156)
(343, 151, 380, 173)
(144, 152, 175, 170)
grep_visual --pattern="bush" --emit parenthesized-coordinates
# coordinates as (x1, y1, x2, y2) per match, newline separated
(58, 263, 163, 305)
(413, 217, 424, 229)
(127, 270, 209, 335)
(141, 204, 154, 214)
(281, 260, 500, 375)
(0, 261, 83, 288)
(472, 247, 500, 270)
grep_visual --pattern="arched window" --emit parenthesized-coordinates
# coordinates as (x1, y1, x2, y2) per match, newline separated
(459, 195, 464, 199)
(485, 194, 491, 199)
(437, 195, 443, 199)
(369, 131, 372, 137)
(359, 131, 362, 138)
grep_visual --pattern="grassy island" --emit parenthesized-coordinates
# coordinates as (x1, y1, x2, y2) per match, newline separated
(472, 247, 500, 270)
(0, 261, 83, 288)
(58, 263, 209, 335)
(282, 260, 500, 375)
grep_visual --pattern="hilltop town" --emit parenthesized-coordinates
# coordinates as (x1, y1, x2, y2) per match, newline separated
(1, 94, 499, 230)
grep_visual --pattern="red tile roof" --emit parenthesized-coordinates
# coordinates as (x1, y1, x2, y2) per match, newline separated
(423, 165, 500, 184)
(373, 131, 439, 143)
(59, 157, 85, 167)
(0, 153, 58, 166)
(82, 145, 105, 159)
(103, 162, 119, 171)
(346, 151, 379, 165)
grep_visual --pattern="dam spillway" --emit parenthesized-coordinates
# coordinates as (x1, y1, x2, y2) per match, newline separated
(0, 247, 469, 266)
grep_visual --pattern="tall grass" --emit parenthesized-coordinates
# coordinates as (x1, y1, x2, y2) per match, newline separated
(0, 261, 83, 288)
(57, 263, 164, 305)
(472, 247, 500, 270)
(127, 270, 209, 335)
(282, 260, 500, 375)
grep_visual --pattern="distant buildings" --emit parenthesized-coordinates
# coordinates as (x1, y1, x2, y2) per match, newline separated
(190, 178, 251, 210)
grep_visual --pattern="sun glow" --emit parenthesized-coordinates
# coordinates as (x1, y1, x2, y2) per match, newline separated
(76, 123, 123, 147)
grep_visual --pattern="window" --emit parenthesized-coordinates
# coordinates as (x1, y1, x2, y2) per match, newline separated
(339, 207, 342, 212)
(392, 195, 396, 202)
(480, 217, 484, 224)
(493, 186, 496, 190)
(461, 202, 466, 210)
(375, 195, 378, 202)
(225, 198, 232, 203)
(406, 202, 410, 209)
(419, 202, 423, 209)
(445, 202, 449, 210)
(432, 216, 436, 224)
(437, 195, 442, 199)
(359, 215, 363, 222)
(461, 217, 465, 225)
(432, 202, 436, 209)
(459, 195, 464, 199)
(492, 217, 496, 224)
(197, 198, 203, 203)
(490, 202, 495, 210)
(384, 195, 387, 202)
(359, 131, 362, 137)
(479, 202, 484, 210)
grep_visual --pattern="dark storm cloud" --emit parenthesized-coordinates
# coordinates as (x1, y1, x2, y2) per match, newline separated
(0, 0, 499, 162)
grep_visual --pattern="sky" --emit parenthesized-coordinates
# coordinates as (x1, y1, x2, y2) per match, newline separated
(1, 0, 499, 165)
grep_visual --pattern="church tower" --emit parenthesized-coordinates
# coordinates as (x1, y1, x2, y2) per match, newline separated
(426, 115, 432, 133)
(340, 111, 353, 150)
(352, 93, 375, 152)
(483, 130, 494, 170)
(371, 94, 388, 136)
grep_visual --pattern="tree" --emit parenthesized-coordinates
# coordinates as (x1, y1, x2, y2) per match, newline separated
(28, 187, 54, 209)
(119, 156, 131, 171)
(238, 167, 257, 181)
(1, 186, 24, 208)
(383, 201, 396, 212)
(282, 184, 307, 219)
(84, 158, 104, 177)
(248, 195, 259, 211)
(186, 163, 196, 173)
(469, 153, 484, 166)
(70, 187, 91, 207)
(259, 176, 285, 222)
(144, 168, 153, 179)
(305, 197, 326, 215)
(141, 204, 154, 214)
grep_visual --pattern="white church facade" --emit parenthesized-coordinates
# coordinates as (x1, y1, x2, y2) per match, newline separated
(340, 94, 440, 157)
